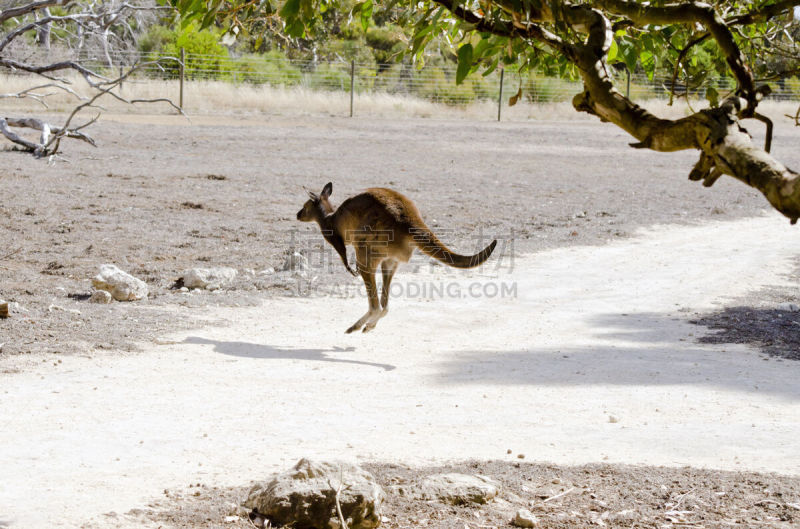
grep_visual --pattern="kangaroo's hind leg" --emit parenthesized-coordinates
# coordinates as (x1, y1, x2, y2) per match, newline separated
(363, 259, 398, 332)
(346, 247, 381, 334)
(379, 259, 398, 309)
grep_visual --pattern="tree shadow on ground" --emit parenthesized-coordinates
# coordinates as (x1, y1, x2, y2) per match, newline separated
(436, 311, 800, 399)
(689, 306, 800, 361)
(183, 337, 396, 371)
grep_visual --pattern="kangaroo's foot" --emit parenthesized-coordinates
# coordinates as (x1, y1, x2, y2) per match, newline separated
(346, 311, 373, 333)
(346, 309, 385, 333)
(362, 308, 388, 333)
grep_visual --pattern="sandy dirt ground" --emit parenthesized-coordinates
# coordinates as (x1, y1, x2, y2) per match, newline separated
(2, 115, 800, 528)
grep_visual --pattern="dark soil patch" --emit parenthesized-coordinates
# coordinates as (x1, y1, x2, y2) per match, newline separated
(693, 307, 800, 361)
(689, 268, 800, 360)
(135, 460, 800, 528)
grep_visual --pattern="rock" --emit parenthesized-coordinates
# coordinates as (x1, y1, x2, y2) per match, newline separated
(48, 304, 81, 315)
(90, 290, 113, 304)
(512, 509, 539, 528)
(281, 252, 309, 272)
(777, 302, 800, 312)
(182, 267, 237, 290)
(92, 264, 148, 301)
(0, 300, 8, 318)
(244, 458, 384, 529)
(414, 473, 500, 505)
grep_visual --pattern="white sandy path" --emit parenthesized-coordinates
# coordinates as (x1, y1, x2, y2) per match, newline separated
(2, 213, 800, 528)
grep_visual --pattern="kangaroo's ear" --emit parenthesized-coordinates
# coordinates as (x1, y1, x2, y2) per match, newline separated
(307, 189, 318, 200)
(321, 182, 333, 199)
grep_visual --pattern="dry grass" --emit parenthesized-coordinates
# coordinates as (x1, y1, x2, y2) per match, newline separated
(1, 73, 798, 124)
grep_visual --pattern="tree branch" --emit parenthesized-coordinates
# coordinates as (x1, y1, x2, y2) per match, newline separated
(727, 0, 800, 26)
(0, 57, 107, 83)
(594, 1, 757, 111)
(0, 0, 72, 24)
(668, 32, 710, 106)
(430, 0, 570, 54)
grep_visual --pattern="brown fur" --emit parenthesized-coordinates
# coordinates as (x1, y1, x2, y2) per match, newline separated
(297, 183, 497, 333)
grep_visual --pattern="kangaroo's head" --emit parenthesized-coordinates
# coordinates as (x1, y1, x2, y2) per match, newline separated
(297, 182, 334, 222)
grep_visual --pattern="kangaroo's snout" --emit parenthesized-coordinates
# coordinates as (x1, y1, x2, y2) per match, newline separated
(296, 209, 303, 220)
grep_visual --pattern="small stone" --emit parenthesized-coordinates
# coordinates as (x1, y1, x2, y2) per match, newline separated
(258, 267, 275, 275)
(777, 302, 800, 312)
(182, 267, 237, 290)
(507, 449, 512, 454)
(608, 415, 620, 423)
(517, 454, 525, 459)
(414, 473, 500, 505)
(0, 300, 8, 318)
(512, 509, 539, 528)
(92, 264, 148, 301)
(90, 290, 113, 304)
(224, 515, 239, 523)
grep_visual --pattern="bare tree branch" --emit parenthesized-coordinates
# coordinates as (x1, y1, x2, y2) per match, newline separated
(0, 0, 72, 24)
(0, 0, 181, 157)
(0, 57, 107, 81)
(0, 82, 85, 107)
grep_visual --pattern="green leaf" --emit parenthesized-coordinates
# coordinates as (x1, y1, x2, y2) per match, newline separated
(360, 0, 373, 31)
(456, 43, 473, 85)
(284, 18, 305, 37)
(482, 58, 500, 77)
(640, 50, 655, 80)
(607, 39, 618, 63)
(279, 0, 300, 20)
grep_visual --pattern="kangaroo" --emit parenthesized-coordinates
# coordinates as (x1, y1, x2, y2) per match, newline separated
(297, 182, 497, 333)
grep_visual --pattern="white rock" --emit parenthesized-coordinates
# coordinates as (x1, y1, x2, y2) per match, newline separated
(777, 302, 800, 312)
(48, 304, 81, 315)
(244, 458, 384, 529)
(92, 264, 148, 301)
(414, 473, 500, 505)
(512, 509, 539, 528)
(258, 267, 275, 276)
(90, 290, 113, 304)
(182, 267, 238, 290)
(281, 252, 308, 272)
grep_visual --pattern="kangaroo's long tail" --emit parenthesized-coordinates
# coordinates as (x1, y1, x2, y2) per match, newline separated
(412, 227, 497, 269)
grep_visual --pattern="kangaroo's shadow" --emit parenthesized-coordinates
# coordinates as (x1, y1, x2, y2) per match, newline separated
(183, 337, 396, 371)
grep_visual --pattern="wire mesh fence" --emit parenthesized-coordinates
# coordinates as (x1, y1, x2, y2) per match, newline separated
(4, 48, 800, 117)
(124, 51, 800, 101)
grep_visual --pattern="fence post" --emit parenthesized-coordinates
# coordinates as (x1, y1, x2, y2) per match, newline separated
(349, 59, 355, 117)
(497, 68, 505, 122)
(179, 47, 185, 110)
(626, 67, 631, 99)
